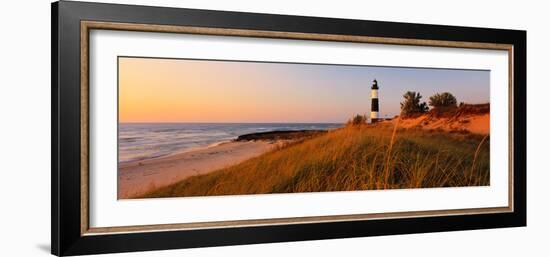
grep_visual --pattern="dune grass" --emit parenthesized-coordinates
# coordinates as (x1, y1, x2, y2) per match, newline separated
(142, 123, 489, 198)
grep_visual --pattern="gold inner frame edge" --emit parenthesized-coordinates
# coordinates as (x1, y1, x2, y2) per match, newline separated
(80, 20, 514, 236)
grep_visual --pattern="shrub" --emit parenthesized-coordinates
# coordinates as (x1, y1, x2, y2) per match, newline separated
(400, 91, 428, 117)
(429, 92, 457, 109)
(346, 114, 367, 126)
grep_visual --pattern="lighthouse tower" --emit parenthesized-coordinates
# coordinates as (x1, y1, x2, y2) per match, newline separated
(370, 79, 380, 123)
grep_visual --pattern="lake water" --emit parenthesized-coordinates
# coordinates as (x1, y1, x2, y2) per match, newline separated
(118, 123, 343, 163)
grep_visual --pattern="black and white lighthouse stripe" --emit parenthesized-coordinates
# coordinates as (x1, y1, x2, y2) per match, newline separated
(370, 79, 380, 123)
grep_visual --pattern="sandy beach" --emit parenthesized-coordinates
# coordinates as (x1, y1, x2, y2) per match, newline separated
(118, 140, 278, 199)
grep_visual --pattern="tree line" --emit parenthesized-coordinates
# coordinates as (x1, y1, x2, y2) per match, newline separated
(400, 91, 458, 117)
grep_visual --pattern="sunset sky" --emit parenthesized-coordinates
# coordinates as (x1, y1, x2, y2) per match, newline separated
(119, 57, 490, 123)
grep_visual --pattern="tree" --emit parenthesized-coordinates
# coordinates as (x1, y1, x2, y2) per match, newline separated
(429, 92, 457, 109)
(400, 91, 428, 117)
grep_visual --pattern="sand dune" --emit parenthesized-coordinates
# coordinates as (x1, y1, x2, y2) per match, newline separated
(396, 104, 490, 134)
(144, 123, 490, 198)
(118, 140, 278, 199)
(398, 113, 489, 134)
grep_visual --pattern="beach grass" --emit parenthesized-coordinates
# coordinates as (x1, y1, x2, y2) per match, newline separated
(142, 122, 490, 198)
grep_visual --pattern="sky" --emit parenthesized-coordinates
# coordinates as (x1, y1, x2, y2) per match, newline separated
(119, 57, 490, 123)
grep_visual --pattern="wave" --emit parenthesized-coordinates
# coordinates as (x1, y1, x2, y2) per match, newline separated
(118, 123, 343, 163)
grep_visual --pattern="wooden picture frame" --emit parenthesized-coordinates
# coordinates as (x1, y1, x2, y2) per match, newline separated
(52, 1, 526, 256)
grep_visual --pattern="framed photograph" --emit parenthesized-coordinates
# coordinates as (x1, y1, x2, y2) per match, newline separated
(52, 1, 526, 256)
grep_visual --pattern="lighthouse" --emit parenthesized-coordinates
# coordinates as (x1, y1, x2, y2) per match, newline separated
(370, 79, 380, 123)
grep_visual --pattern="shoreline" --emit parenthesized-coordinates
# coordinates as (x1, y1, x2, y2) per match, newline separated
(118, 139, 234, 166)
(118, 140, 279, 199)
(118, 130, 327, 199)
